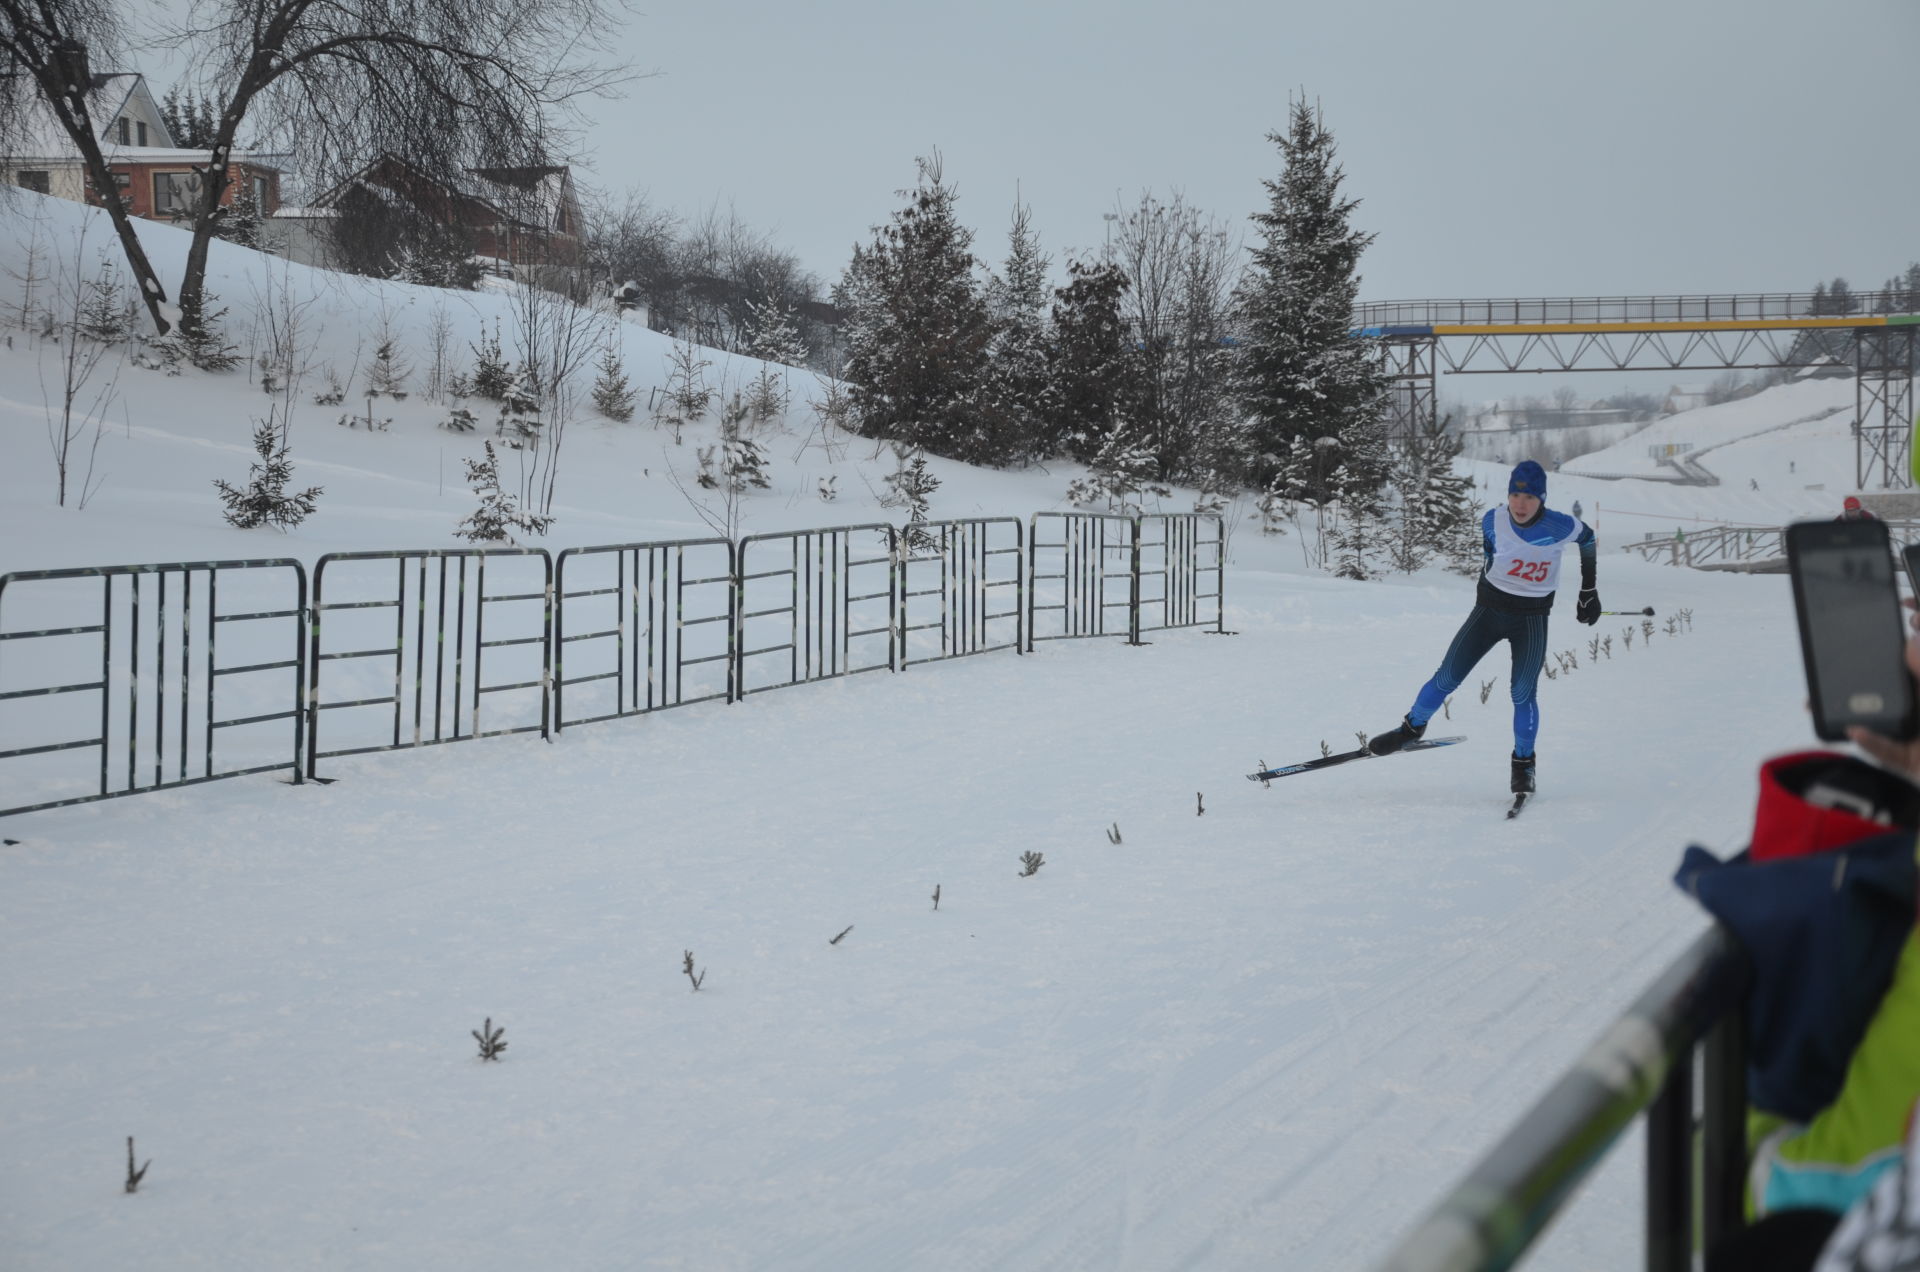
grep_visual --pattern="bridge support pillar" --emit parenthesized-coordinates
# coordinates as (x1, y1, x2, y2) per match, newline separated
(1855, 327, 1915, 490)
(1382, 336, 1437, 444)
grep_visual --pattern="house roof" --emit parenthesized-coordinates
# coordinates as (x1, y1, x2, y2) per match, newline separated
(2, 70, 174, 160)
(311, 153, 577, 233)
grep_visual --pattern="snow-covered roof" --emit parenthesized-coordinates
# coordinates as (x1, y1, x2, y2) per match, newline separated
(1, 70, 172, 160)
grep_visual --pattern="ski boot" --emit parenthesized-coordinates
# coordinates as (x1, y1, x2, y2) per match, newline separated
(1368, 714, 1427, 756)
(1511, 750, 1537, 795)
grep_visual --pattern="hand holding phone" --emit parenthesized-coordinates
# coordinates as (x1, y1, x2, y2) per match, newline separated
(1786, 519, 1918, 744)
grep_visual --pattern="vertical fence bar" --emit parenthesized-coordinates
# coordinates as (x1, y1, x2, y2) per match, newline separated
(1644, 1058, 1693, 1272)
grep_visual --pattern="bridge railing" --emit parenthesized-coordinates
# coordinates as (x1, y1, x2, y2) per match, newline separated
(1354, 291, 1914, 330)
(1628, 519, 1920, 567)
(1376, 924, 1751, 1272)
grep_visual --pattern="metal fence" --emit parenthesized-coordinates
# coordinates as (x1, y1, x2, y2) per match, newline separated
(553, 539, 735, 729)
(1626, 518, 1920, 569)
(899, 518, 1024, 667)
(306, 549, 552, 778)
(2, 515, 1228, 818)
(1377, 925, 1750, 1272)
(1134, 514, 1226, 638)
(735, 524, 898, 696)
(0, 560, 307, 816)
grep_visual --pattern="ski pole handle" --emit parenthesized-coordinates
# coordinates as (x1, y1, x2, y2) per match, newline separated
(1598, 607, 1656, 616)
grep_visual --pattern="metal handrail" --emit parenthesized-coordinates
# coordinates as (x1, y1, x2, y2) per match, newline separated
(1354, 291, 1918, 329)
(1376, 924, 1750, 1272)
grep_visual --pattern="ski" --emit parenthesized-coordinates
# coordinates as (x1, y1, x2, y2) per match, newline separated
(1248, 736, 1467, 785)
(1506, 793, 1530, 819)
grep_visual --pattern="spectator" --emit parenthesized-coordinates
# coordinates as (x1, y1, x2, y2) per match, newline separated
(1838, 496, 1877, 521)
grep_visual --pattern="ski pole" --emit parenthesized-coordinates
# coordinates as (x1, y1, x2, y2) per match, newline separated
(1598, 606, 1656, 616)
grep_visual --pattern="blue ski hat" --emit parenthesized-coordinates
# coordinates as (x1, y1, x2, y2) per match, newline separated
(1509, 460, 1547, 498)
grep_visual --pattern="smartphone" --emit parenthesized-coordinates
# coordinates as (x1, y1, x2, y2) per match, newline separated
(1786, 518, 1917, 743)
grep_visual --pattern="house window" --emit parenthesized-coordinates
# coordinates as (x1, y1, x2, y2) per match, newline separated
(153, 171, 203, 217)
(115, 117, 130, 145)
(18, 171, 50, 194)
(251, 175, 269, 210)
(137, 121, 148, 147)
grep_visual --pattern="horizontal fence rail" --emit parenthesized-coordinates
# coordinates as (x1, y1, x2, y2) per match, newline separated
(1377, 924, 1751, 1272)
(1028, 512, 1139, 646)
(1627, 518, 1920, 567)
(553, 539, 736, 730)
(1134, 514, 1226, 638)
(898, 517, 1024, 668)
(0, 560, 306, 817)
(306, 549, 551, 779)
(736, 524, 897, 696)
(2, 514, 1227, 820)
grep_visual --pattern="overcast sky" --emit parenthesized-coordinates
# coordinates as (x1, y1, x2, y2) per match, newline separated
(578, 0, 1919, 304)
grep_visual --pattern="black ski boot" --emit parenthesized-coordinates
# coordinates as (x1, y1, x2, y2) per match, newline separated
(1368, 714, 1427, 756)
(1511, 750, 1537, 795)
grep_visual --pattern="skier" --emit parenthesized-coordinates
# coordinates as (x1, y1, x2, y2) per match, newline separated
(1366, 459, 1599, 798)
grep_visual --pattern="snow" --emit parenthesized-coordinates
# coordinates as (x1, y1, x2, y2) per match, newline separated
(0, 193, 1860, 1269)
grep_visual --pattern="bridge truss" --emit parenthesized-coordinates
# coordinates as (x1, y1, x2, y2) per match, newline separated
(1360, 291, 1920, 489)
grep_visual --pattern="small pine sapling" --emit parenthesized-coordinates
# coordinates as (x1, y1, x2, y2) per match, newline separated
(176, 292, 241, 371)
(1106, 822, 1123, 844)
(364, 337, 411, 400)
(881, 443, 941, 554)
(590, 339, 637, 422)
(1196, 792, 1205, 817)
(1602, 635, 1613, 659)
(1018, 850, 1045, 877)
(441, 406, 478, 432)
(1642, 619, 1656, 644)
(1622, 626, 1635, 651)
(1588, 636, 1601, 662)
(931, 884, 941, 911)
(829, 925, 853, 946)
(312, 366, 346, 405)
(818, 475, 838, 502)
(469, 322, 512, 401)
(682, 949, 705, 991)
(1319, 741, 1331, 757)
(455, 441, 552, 544)
(472, 1017, 507, 1061)
(1480, 678, 1495, 705)
(214, 417, 323, 530)
(125, 1136, 150, 1194)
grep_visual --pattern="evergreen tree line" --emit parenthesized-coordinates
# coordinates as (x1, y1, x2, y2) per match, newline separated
(832, 109, 1482, 579)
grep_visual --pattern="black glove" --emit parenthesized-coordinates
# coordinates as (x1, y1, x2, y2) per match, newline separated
(1576, 589, 1600, 625)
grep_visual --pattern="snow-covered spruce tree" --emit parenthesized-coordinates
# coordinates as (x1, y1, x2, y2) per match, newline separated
(214, 416, 323, 530)
(840, 155, 996, 461)
(174, 291, 242, 372)
(1045, 259, 1132, 464)
(982, 198, 1052, 466)
(696, 393, 772, 493)
(496, 370, 542, 444)
(455, 441, 551, 544)
(211, 189, 265, 251)
(743, 299, 803, 425)
(1230, 100, 1389, 494)
(468, 322, 512, 401)
(364, 336, 412, 400)
(880, 443, 942, 553)
(1327, 472, 1388, 580)
(1067, 424, 1168, 515)
(654, 335, 713, 444)
(78, 261, 135, 344)
(590, 338, 637, 422)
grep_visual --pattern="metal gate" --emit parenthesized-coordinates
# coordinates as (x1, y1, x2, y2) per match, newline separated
(736, 524, 897, 696)
(306, 549, 551, 777)
(552, 538, 736, 729)
(1134, 514, 1226, 637)
(0, 559, 306, 816)
(898, 517, 1024, 667)
(1027, 512, 1138, 646)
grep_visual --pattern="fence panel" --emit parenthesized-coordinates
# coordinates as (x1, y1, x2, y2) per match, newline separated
(0, 560, 305, 817)
(898, 518, 1024, 667)
(1134, 514, 1225, 637)
(1027, 512, 1138, 646)
(307, 549, 550, 777)
(552, 539, 735, 729)
(736, 524, 896, 696)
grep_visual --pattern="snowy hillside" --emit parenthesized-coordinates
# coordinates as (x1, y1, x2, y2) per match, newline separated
(0, 194, 1862, 1270)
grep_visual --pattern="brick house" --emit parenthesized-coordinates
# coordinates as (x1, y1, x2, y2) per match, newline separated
(2, 60, 283, 225)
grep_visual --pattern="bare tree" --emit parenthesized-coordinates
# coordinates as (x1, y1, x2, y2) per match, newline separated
(155, 0, 630, 335)
(1, 2, 176, 332)
(506, 279, 603, 519)
(41, 217, 123, 507)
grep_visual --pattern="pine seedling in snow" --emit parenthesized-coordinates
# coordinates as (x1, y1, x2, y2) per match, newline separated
(829, 925, 853, 946)
(472, 1017, 507, 1061)
(454, 441, 551, 544)
(364, 338, 411, 400)
(881, 443, 940, 554)
(1018, 851, 1045, 877)
(311, 366, 346, 405)
(682, 950, 705, 991)
(78, 261, 135, 344)
(213, 417, 322, 530)
(1622, 627, 1635, 651)
(1480, 678, 1495, 705)
(1642, 619, 1656, 644)
(818, 474, 838, 502)
(495, 370, 541, 444)
(125, 1137, 150, 1194)
(696, 394, 771, 493)
(590, 339, 637, 422)
(468, 322, 512, 401)
(175, 292, 241, 371)
(931, 884, 941, 911)
(655, 336, 714, 444)
(1106, 822, 1123, 844)
(441, 406, 478, 432)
